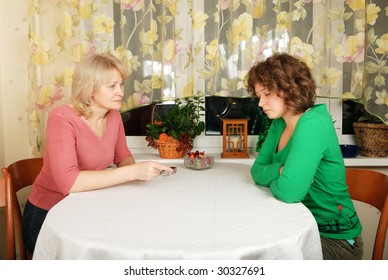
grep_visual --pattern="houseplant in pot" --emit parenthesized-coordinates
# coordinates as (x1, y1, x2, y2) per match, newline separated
(351, 99, 388, 157)
(145, 96, 205, 158)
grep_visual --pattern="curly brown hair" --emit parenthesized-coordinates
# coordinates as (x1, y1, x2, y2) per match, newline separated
(245, 53, 317, 115)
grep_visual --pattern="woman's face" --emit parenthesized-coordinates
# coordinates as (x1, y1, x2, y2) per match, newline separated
(255, 83, 288, 119)
(92, 69, 124, 111)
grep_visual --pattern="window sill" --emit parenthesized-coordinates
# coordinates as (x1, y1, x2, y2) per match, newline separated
(343, 156, 388, 167)
(132, 152, 388, 167)
(128, 136, 387, 167)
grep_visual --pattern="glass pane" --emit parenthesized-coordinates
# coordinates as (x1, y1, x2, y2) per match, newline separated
(205, 96, 261, 136)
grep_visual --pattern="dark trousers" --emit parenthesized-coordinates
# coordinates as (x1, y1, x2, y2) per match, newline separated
(321, 235, 363, 260)
(22, 200, 48, 254)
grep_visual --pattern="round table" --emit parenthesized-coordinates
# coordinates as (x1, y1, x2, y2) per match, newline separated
(33, 162, 322, 259)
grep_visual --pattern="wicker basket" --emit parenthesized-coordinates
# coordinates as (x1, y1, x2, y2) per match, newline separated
(353, 122, 388, 157)
(156, 140, 185, 158)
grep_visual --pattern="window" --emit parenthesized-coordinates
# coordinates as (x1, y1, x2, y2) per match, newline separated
(121, 102, 176, 136)
(205, 96, 262, 136)
(342, 100, 363, 135)
(121, 97, 263, 136)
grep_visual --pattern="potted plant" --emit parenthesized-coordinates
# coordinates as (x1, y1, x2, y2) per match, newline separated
(145, 97, 205, 158)
(255, 113, 272, 154)
(351, 100, 388, 157)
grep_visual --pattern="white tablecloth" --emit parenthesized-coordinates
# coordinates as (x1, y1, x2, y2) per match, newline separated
(33, 162, 322, 260)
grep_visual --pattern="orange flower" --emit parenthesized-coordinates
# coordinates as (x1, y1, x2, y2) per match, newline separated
(154, 120, 162, 126)
(158, 133, 169, 142)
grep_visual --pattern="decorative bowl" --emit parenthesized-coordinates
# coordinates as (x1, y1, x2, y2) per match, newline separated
(340, 144, 359, 158)
(184, 154, 214, 170)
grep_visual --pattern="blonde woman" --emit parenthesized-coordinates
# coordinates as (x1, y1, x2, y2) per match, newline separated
(22, 54, 173, 254)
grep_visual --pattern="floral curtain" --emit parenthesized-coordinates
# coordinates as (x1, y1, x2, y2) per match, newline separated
(27, 0, 388, 155)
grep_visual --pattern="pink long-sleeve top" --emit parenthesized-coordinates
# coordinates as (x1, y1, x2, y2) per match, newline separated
(28, 104, 132, 210)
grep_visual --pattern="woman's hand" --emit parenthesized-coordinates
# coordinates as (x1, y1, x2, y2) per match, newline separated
(129, 161, 174, 181)
(69, 161, 175, 193)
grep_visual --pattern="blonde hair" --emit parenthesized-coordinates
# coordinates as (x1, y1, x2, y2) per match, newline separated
(70, 53, 127, 117)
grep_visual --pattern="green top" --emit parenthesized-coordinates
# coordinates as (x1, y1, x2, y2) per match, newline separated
(251, 104, 362, 240)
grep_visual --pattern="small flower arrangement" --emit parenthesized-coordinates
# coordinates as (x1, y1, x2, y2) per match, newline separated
(145, 97, 205, 155)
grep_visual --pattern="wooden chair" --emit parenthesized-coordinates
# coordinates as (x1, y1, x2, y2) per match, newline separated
(1, 173, 14, 259)
(1, 158, 43, 260)
(346, 168, 388, 260)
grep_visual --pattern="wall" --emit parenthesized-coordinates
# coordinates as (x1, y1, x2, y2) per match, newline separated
(0, 1, 5, 167)
(0, 0, 30, 167)
(0, 0, 30, 260)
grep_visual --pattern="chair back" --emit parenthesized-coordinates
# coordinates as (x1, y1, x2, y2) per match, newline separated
(346, 168, 388, 260)
(1, 157, 43, 260)
(1, 174, 15, 260)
